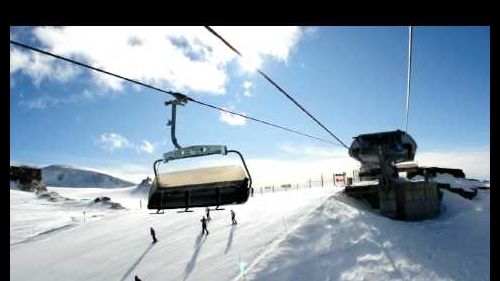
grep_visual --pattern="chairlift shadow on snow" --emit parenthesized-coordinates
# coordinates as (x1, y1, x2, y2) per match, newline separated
(183, 233, 208, 281)
(119, 243, 154, 281)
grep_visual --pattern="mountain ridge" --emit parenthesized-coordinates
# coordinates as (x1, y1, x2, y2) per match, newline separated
(42, 164, 136, 188)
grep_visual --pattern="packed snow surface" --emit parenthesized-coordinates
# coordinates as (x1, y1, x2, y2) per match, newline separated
(11, 182, 489, 281)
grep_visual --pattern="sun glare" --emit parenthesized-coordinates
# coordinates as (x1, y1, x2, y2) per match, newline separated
(239, 54, 261, 73)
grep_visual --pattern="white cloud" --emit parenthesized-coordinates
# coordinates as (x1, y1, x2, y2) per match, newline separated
(279, 144, 349, 160)
(81, 88, 120, 101)
(212, 26, 302, 67)
(10, 47, 29, 73)
(242, 81, 253, 97)
(18, 89, 106, 110)
(303, 26, 319, 37)
(219, 107, 247, 126)
(242, 81, 253, 90)
(99, 133, 131, 151)
(18, 96, 51, 109)
(89, 154, 355, 187)
(18, 94, 80, 109)
(10, 47, 80, 85)
(30, 26, 232, 93)
(246, 145, 492, 185)
(240, 144, 360, 186)
(98, 133, 157, 155)
(415, 149, 490, 180)
(89, 163, 152, 184)
(11, 26, 303, 96)
(158, 144, 358, 187)
(139, 140, 154, 154)
(84, 144, 491, 187)
(246, 157, 358, 187)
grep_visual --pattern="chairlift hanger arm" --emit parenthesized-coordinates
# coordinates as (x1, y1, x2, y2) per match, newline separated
(153, 158, 163, 191)
(161, 98, 251, 189)
(227, 149, 252, 189)
(165, 98, 188, 150)
(163, 97, 230, 161)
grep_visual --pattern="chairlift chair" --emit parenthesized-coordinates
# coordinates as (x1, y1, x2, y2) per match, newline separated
(147, 97, 252, 211)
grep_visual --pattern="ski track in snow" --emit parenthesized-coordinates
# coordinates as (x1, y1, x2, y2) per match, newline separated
(231, 191, 333, 281)
(10, 186, 336, 281)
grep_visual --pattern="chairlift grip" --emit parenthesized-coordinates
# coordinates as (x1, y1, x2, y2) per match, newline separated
(169, 101, 181, 149)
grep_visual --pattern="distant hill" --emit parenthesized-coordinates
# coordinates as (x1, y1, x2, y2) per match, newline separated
(42, 165, 136, 188)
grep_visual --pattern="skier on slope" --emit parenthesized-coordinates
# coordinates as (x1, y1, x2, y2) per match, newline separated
(206, 207, 211, 221)
(201, 216, 209, 235)
(150, 227, 158, 243)
(231, 209, 237, 225)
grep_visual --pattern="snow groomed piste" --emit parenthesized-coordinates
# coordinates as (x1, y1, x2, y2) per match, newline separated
(10, 179, 489, 281)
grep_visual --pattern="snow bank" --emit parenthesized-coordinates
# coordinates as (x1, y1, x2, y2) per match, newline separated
(246, 189, 489, 281)
(433, 173, 489, 191)
(411, 173, 490, 192)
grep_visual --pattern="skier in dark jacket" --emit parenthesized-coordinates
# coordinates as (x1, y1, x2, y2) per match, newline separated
(134, 275, 142, 281)
(206, 207, 211, 221)
(231, 210, 237, 225)
(201, 216, 209, 235)
(150, 227, 158, 243)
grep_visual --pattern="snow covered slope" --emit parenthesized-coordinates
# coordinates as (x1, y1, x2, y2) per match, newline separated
(10, 184, 489, 281)
(10, 186, 134, 245)
(247, 190, 490, 281)
(42, 165, 136, 188)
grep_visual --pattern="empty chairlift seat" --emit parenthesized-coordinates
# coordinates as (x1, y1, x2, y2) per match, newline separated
(148, 165, 250, 210)
(147, 98, 252, 211)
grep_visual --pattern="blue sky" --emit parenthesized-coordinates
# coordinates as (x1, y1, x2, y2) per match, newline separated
(10, 26, 490, 183)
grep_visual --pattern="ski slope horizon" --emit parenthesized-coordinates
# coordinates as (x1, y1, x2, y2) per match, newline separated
(10, 156, 492, 189)
(10, 177, 489, 281)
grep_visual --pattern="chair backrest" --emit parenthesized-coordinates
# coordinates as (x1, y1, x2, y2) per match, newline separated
(155, 165, 247, 188)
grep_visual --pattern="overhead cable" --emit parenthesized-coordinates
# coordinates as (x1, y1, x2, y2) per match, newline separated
(404, 26, 414, 133)
(204, 26, 349, 149)
(10, 39, 341, 146)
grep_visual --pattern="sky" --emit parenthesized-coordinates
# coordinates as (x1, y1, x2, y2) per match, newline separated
(10, 26, 490, 184)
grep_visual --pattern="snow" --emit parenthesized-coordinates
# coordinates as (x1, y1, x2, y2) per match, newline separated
(50, 186, 147, 210)
(411, 173, 490, 192)
(246, 190, 489, 281)
(349, 180, 379, 187)
(10, 181, 489, 281)
(10, 188, 127, 245)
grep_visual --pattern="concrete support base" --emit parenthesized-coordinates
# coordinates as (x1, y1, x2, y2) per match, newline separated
(379, 181, 441, 220)
(345, 181, 442, 221)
